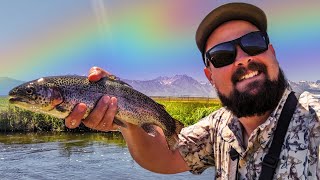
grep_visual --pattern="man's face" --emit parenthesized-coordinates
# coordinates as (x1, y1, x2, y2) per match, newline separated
(204, 20, 287, 117)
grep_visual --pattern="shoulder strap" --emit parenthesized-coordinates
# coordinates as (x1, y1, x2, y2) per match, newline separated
(259, 92, 298, 180)
(228, 92, 298, 180)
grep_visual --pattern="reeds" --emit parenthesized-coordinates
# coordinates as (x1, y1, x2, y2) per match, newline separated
(0, 97, 221, 131)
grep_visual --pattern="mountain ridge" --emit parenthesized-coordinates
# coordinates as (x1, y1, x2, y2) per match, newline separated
(1, 76, 320, 97)
(0, 77, 25, 96)
(122, 75, 216, 97)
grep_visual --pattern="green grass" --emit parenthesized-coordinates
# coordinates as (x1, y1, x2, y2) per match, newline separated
(0, 96, 221, 131)
(155, 98, 221, 126)
(0, 105, 66, 132)
(0, 96, 9, 110)
(0, 97, 74, 132)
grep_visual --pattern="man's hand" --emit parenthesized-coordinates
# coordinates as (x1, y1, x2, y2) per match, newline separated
(65, 66, 189, 173)
(65, 67, 119, 131)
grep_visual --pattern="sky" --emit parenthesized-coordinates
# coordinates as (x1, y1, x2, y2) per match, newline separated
(0, 0, 319, 82)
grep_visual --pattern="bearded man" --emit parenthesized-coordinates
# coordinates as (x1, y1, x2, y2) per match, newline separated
(66, 2, 320, 179)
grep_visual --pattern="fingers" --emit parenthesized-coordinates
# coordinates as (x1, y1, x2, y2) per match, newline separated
(82, 95, 118, 131)
(65, 103, 87, 129)
(97, 97, 119, 131)
(82, 95, 110, 129)
(64, 96, 118, 132)
(88, 66, 111, 82)
(66, 66, 116, 131)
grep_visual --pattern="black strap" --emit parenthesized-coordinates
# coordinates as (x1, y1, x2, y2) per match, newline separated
(259, 92, 298, 180)
(229, 92, 298, 180)
(229, 147, 240, 179)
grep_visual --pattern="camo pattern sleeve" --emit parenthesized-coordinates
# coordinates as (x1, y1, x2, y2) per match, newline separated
(298, 91, 320, 179)
(177, 90, 320, 179)
(177, 108, 227, 174)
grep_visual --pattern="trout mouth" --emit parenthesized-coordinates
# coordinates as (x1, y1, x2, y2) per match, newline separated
(9, 96, 35, 105)
(9, 96, 23, 103)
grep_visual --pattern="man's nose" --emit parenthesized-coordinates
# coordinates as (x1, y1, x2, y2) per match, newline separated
(234, 45, 252, 66)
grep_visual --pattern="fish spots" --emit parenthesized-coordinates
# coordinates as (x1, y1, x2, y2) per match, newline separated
(9, 75, 183, 150)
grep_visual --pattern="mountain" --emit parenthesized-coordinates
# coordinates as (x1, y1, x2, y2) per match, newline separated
(122, 75, 217, 97)
(0, 75, 216, 97)
(0, 77, 25, 96)
(1, 76, 319, 98)
(289, 80, 320, 95)
(124, 77, 320, 98)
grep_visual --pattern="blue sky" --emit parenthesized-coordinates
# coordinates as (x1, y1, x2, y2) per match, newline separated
(0, 0, 319, 82)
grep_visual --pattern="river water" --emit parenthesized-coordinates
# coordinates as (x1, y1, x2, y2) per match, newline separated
(0, 132, 215, 180)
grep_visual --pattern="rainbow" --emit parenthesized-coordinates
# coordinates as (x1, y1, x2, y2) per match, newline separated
(1, 1, 319, 82)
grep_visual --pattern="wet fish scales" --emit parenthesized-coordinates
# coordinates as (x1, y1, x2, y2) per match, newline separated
(8, 75, 184, 150)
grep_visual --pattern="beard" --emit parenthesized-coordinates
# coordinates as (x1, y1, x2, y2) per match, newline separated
(217, 62, 288, 118)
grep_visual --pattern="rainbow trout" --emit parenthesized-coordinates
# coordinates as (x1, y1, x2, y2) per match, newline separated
(8, 75, 184, 150)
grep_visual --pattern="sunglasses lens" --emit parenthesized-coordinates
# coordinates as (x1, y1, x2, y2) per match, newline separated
(241, 32, 268, 55)
(204, 31, 269, 68)
(207, 43, 235, 68)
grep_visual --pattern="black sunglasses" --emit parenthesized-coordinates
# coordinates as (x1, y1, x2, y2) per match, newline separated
(203, 31, 269, 68)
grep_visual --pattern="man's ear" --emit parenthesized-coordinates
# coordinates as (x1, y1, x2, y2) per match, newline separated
(269, 44, 276, 56)
(204, 67, 215, 86)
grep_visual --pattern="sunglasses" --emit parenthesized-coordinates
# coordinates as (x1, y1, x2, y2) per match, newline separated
(204, 31, 270, 68)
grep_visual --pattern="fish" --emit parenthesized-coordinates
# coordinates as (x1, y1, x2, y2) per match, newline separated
(8, 75, 184, 150)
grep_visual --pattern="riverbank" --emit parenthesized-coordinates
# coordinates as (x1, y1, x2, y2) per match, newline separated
(0, 97, 221, 132)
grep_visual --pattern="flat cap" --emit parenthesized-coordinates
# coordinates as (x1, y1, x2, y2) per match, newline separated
(196, 2, 267, 55)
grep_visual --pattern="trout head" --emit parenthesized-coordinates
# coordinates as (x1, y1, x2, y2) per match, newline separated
(8, 78, 63, 113)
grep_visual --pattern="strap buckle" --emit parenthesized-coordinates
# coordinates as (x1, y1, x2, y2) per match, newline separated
(262, 154, 279, 169)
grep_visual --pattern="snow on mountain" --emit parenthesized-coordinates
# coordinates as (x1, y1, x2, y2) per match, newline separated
(289, 80, 320, 95)
(122, 75, 217, 97)
(124, 77, 320, 98)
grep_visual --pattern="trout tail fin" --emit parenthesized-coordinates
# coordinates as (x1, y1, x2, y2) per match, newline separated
(175, 118, 184, 135)
(165, 119, 184, 150)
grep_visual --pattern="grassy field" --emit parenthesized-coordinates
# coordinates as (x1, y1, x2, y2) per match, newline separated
(0, 96, 9, 110)
(154, 97, 221, 126)
(0, 96, 221, 131)
(0, 97, 68, 132)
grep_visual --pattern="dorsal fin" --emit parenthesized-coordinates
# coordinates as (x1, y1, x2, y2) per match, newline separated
(106, 75, 133, 88)
(106, 75, 118, 81)
(156, 102, 166, 110)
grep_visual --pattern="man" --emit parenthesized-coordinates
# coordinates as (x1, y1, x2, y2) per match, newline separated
(65, 2, 320, 179)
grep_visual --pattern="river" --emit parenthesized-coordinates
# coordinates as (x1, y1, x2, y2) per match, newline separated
(0, 132, 215, 180)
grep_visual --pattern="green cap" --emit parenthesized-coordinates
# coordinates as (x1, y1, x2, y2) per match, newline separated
(196, 2, 267, 55)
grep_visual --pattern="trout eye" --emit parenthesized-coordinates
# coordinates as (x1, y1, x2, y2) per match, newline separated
(26, 87, 35, 95)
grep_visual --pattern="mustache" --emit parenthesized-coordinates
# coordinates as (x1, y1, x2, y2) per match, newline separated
(231, 62, 268, 84)
(218, 69, 288, 118)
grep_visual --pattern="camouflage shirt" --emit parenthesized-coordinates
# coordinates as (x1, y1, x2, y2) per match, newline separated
(178, 88, 320, 179)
